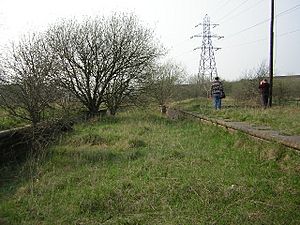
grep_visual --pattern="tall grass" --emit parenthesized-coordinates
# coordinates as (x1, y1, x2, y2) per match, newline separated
(1, 107, 299, 224)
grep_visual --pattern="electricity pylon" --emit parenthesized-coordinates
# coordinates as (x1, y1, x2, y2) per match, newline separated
(191, 14, 223, 90)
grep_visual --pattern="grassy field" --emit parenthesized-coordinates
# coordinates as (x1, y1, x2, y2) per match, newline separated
(173, 98, 300, 135)
(1, 107, 300, 224)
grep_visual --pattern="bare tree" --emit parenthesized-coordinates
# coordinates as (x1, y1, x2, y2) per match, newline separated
(103, 68, 150, 116)
(0, 34, 58, 125)
(149, 60, 186, 111)
(47, 13, 163, 115)
(273, 79, 291, 105)
(231, 61, 268, 105)
(0, 68, 4, 84)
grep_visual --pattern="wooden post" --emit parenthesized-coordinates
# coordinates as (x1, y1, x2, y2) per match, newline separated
(269, 0, 275, 107)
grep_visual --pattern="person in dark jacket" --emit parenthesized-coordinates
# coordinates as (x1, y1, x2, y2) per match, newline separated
(258, 78, 270, 108)
(211, 76, 223, 110)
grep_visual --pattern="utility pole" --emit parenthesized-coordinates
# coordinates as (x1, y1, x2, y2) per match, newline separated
(269, 0, 275, 107)
(191, 14, 223, 97)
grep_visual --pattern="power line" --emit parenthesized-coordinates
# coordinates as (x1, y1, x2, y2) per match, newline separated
(277, 28, 300, 37)
(217, 1, 299, 25)
(223, 37, 267, 48)
(223, 28, 300, 48)
(211, 0, 231, 16)
(221, 3, 300, 40)
(218, 0, 266, 24)
(217, 0, 250, 23)
(276, 4, 300, 17)
(225, 18, 270, 39)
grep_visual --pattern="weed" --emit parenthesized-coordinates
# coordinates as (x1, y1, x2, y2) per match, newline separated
(128, 139, 147, 148)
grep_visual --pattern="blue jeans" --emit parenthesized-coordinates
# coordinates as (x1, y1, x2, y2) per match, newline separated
(213, 94, 221, 109)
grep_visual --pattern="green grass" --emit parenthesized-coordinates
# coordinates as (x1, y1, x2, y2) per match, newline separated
(0, 109, 28, 131)
(174, 98, 300, 135)
(1, 108, 300, 224)
(0, 104, 84, 131)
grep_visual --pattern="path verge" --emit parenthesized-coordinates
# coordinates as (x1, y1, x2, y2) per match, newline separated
(167, 108, 300, 151)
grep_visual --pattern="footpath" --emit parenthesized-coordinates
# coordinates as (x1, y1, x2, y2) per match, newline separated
(167, 108, 300, 151)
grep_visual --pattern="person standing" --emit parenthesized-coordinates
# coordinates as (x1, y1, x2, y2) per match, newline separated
(258, 78, 270, 108)
(211, 76, 223, 110)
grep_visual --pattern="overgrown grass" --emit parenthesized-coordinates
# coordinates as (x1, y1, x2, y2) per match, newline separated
(174, 98, 300, 135)
(0, 109, 28, 131)
(0, 104, 84, 131)
(1, 107, 300, 224)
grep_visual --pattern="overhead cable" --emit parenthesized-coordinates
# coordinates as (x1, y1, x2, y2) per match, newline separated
(225, 18, 270, 39)
(217, 0, 250, 23)
(221, 3, 300, 40)
(276, 4, 300, 17)
(223, 28, 300, 48)
(218, 0, 266, 24)
(211, 0, 231, 16)
(278, 28, 300, 37)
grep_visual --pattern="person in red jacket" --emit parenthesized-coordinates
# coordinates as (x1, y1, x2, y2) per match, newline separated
(259, 79, 270, 108)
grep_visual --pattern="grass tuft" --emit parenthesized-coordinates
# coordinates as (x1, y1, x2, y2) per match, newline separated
(67, 133, 108, 147)
(128, 139, 147, 148)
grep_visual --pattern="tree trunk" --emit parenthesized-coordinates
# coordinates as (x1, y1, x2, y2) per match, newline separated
(87, 104, 100, 118)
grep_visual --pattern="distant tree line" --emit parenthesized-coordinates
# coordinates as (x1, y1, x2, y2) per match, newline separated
(173, 61, 300, 106)
(224, 62, 300, 106)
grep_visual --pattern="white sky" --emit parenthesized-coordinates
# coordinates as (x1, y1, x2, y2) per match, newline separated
(0, 0, 299, 81)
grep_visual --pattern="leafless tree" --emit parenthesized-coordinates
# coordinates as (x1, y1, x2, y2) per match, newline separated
(46, 13, 163, 115)
(231, 61, 269, 105)
(0, 68, 4, 84)
(103, 68, 150, 115)
(273, 79, 291, 105)
(0, 34, 58, 125)
(149, 60, 186, 111)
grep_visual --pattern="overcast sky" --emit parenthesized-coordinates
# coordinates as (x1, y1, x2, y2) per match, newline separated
(0, 0, 299, 81)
